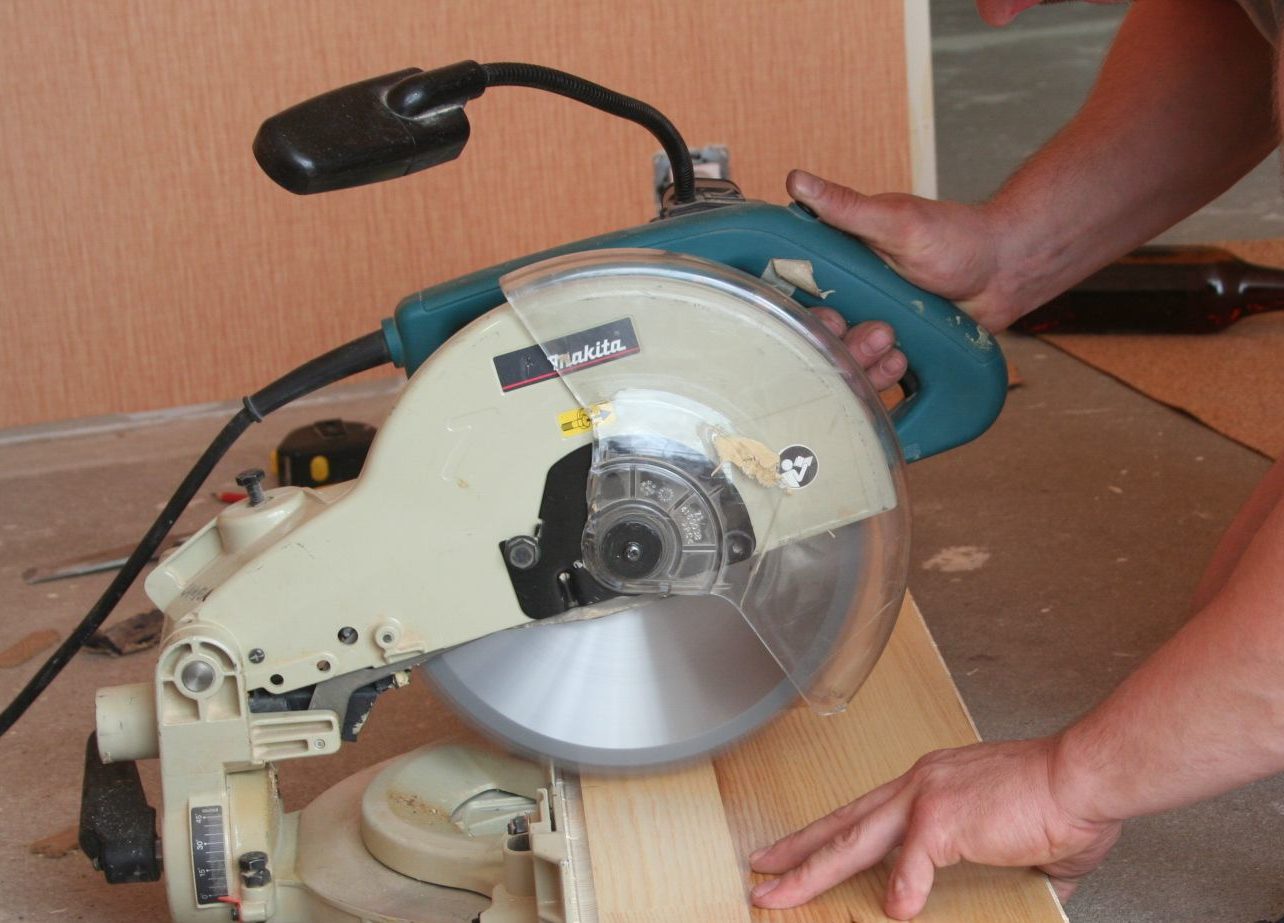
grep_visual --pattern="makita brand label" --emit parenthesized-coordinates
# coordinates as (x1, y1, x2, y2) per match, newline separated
(493, 318, 639, 392)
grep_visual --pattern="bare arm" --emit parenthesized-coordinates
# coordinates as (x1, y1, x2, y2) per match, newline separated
(789, 0, 1278, 331)
(751, 2, 1284, 917)
(986, 0, 1278, 318)
(1054, 462, 1284, 822)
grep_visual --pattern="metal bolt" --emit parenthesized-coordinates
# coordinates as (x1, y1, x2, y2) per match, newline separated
(624, 541, 643, 563)
(506, 814, 530, 836)
(235, 468, 267, 507)
(242, 868, 271, 888)
(337, 626, 358, 645)
(239, 854, 271, 889)
(180, 660, 216, 693)
(380, 632, 395, 645)
(248, 648, 265, 664)
(313, 739, 326, 750)
(238, 851, 269, 872)
(504, 535, 540, 570)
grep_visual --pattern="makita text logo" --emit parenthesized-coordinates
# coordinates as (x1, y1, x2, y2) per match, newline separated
(493, 318, 640, 393)
(549, 338, 628, 371)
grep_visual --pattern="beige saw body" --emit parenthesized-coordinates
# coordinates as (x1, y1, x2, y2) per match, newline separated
(94, 250, 910, 921)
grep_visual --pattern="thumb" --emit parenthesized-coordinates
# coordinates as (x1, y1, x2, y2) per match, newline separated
(884, 842, 937, 920)
(786, 170, 904, 254)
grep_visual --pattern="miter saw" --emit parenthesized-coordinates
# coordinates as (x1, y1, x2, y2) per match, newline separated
(10, 61, 1007, 922)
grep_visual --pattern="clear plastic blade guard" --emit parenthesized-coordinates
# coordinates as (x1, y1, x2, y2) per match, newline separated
(501, 249, 910, 713)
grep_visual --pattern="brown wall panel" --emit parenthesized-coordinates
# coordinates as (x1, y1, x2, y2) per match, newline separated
(0, 0, 913, 427)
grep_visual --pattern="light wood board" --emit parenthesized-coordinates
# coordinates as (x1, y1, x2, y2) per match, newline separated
(581, 594, 1067, 922)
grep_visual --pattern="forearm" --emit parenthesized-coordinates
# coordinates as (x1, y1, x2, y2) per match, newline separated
(983, 0, 1277, 320)
(1052, 485, 1284, 823)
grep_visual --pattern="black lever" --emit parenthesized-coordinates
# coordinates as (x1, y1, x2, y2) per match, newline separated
(79, 733, 162, 884)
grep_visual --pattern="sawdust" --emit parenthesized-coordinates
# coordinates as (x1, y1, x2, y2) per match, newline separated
(922, 545, 991, 573)
(388, 790, 450, 828)
(712, 434, 780, 488)
(0, 628, 59, 668)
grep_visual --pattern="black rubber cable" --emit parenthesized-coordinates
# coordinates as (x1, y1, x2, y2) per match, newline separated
(0, 330, 391, 738)
(480, 62, 697, 203)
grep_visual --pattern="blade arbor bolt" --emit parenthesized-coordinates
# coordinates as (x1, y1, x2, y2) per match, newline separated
(504, 535, 540, 570)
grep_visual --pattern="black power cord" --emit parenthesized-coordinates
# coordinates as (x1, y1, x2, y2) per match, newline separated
(478, 62, 697, 204)
(0, 330, 391, 738)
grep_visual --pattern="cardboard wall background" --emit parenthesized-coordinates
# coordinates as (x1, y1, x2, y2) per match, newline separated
(0, 0, 920, 428)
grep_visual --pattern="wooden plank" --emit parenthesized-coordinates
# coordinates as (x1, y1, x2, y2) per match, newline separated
(581, 595, 1066, 922)
(580, 763, 751, 923)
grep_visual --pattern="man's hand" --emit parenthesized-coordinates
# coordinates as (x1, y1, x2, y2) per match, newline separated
(748, 737, 1122, 919)
(811, 310, 906, 393)
(790, 167, 1019, 392)
(789, 170, 1019, 334)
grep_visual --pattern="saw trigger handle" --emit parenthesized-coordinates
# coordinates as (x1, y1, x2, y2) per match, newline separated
(773, 203, 1007, 461)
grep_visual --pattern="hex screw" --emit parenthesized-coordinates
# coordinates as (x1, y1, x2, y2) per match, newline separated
(235, 468, 267, 507)
(504, 535, 540, 570)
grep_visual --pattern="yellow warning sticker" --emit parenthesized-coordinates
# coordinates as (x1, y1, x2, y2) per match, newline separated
(558, 402, 614, 438)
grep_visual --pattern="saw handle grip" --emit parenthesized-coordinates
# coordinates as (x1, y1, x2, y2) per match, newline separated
(773, 204, 1007, 461)
(386, 201, 1005, 461)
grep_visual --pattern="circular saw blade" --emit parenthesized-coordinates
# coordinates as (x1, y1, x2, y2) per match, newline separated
(422, 249, 908, 769)
(423, 520, 866, 770)
(422, 596, 794, 769)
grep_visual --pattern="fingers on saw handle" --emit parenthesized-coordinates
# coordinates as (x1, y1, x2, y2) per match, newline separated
(809, 310, 908, 392)
(787, 169, 906, 257)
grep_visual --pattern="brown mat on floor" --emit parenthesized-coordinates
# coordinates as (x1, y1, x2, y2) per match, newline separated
(1040, 240, 1284, 460)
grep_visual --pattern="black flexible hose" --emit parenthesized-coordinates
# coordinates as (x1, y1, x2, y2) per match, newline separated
(480, 62, 696, 203)
(0, 330, 391, 738)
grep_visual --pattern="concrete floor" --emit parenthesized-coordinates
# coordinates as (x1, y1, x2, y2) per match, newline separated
(933, 0, 1284, 242)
